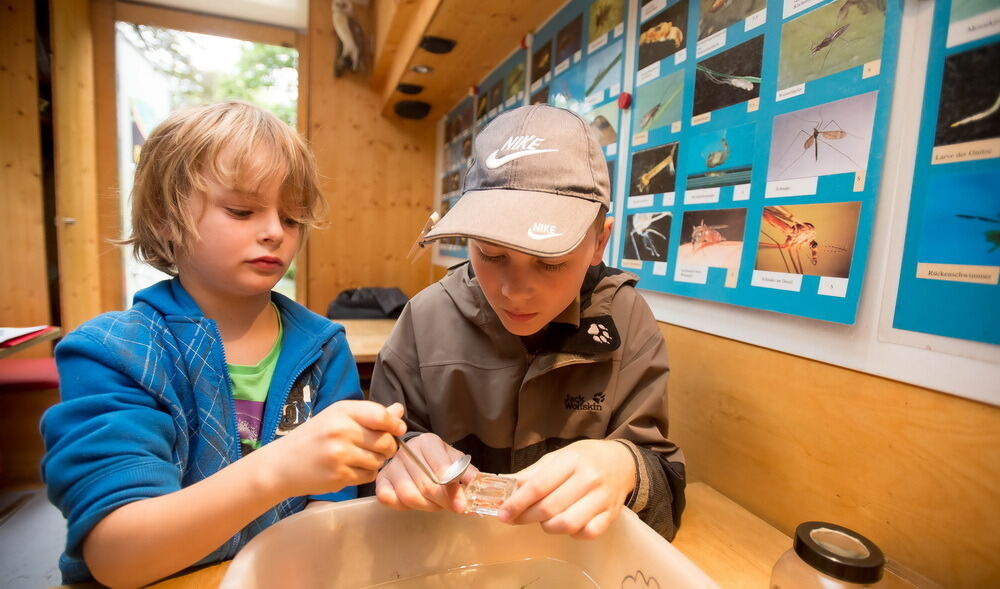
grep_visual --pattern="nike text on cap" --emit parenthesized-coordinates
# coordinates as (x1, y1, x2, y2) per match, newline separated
(422, 104, 611, 257)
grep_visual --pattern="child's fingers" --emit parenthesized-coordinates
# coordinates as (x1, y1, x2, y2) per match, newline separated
(503, 470, 590, 525)
(571, 509, 616, 540)
(385, 402, 405, 420)
(339, 400, 406, 436)
(355, 429, 399, 461)
(375, 473, 404, 510)
(389, 464, 445, 512)
(537, 492, 607, 536)
(498, 463, 574, 524)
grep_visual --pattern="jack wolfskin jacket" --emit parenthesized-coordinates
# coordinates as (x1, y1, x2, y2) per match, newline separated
(370, 262, 685, 539)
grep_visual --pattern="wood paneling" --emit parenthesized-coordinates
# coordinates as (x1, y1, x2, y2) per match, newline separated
(51, 0, 103, 332)
(304, 0, 435, 313)
(0, 0, 52, 350)
(93, 0, 123, 313)
(377, 0, 568, 117)
(114, 2, 297, 47)
(662, 323, 1000, 588)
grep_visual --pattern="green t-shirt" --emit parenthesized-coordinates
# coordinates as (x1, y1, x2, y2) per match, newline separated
(228, 303, 282, 454)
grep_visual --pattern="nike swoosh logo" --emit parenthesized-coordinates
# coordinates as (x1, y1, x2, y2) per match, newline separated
(485, 148, 559, 169)
(527, 229, 564, 240)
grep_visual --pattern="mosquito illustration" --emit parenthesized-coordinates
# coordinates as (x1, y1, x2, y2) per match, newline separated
(691, 219, 728, 251)
(810, 24, 851, 75)
(773, 114, 862, 179)
(759, 206, 846, 273)
(956, 213, 1000, 253)
(629, 212, 671, 259)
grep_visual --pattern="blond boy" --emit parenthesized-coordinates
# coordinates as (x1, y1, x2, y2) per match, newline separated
(41, 102, 404, 586)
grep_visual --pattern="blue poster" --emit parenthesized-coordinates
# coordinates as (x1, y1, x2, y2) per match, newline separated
(616, 0, 902, 324)
(893, 0, 1000, 345)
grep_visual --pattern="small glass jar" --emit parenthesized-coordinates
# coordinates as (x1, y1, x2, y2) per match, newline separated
(463, 472, 516, 517)
(771, 521, 886, 589)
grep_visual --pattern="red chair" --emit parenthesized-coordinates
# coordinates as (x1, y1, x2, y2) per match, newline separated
(0, 358, 60, 487)
(0, 358, 60, 393)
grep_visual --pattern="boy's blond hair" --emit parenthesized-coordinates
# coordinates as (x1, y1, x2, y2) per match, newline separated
(124, 101, 327, 274)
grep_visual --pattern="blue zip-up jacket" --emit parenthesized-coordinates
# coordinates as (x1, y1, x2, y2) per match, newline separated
(40, 278, 363, 584)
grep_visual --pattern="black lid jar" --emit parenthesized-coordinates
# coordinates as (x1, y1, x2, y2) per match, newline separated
(771, 522, 886, 588)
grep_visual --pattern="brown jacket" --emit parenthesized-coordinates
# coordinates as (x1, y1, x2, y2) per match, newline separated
(369, 262, 685, 539)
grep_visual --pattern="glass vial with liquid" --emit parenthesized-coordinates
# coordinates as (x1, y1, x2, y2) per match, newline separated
(464, 472, 516, 517)
(771, 521, 886, 589)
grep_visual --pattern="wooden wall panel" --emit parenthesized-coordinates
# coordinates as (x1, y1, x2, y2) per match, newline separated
(305, 0, 435, 313)
(93, 0, 123, 313)
(51, 0, 103, 331)
(662, 323, 1000, 588)
(1, 0, 52, 355)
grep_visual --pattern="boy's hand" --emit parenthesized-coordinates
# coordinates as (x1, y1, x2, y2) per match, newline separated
(375, 433, 479, 513)
(259, 400, 406, 498)
(497, 440, 635, 539)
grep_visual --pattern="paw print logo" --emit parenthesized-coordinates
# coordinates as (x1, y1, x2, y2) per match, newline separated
(592, 392, 606, 403)
(588, 322, 611, 344)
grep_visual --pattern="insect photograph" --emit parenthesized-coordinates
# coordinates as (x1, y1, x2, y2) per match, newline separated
(557, 15, 584, 66)
(532, 41, 552, 84)
(630, 141, 680, 195)
(584, 100, 621, 146)
(686, 122, 756, 189)
(607, 159, 616, 203)
(585, 39, 624, 97)
(633, 69, 685, 134)
(767, 91, 877, 182)
(698, 0, 767, 41)
(531, 86, 550, 105)
(755, 202, 859, 277)
(488, 82, 503, 111)
(590, 0, 625, 41)
(778, 0, 886, 90)
(693, 34, 763, 117)
(677, 208, 748, 271)
(933, 41, 1000, 149)
(548, 64, 586, 113)
(623, 212, 673, 261)
(918, 172, 1000, 268)
(475, 93, 488, 121)
(505, 62, 526, 102)
(638, 1, 688, 70)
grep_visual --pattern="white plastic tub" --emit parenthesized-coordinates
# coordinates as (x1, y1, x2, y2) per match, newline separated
(220, 497, 720, 588)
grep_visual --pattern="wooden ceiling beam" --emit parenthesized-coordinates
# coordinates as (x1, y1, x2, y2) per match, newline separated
(375, 0, 566, 120)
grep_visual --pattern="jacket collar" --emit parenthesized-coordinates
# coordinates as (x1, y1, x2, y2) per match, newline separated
(133, 278, 340, 355)
(441, 262, 638, 357)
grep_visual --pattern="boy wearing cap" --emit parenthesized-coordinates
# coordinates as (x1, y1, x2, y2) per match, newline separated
(371, 105, 685, 540)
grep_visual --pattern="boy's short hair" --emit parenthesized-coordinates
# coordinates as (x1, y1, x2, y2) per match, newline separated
(421, 105, 611, 258)
(125, 101, 326, 274)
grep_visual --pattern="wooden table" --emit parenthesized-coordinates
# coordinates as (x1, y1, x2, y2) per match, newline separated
(60, 483, 930, 588)
(337, 319, 395, 363)
(0, 326, 61, 359)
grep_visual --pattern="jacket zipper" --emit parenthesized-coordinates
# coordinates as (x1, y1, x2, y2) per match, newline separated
(208, 320, 246, 555)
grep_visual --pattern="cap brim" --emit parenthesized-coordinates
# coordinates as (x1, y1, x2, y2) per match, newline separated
(424, 189, 601, 257)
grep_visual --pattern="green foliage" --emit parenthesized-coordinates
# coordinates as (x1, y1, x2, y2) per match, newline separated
(119, 24, 298, 125)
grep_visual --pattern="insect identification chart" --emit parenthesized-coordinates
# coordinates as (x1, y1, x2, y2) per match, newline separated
(892, 0, 1000, 345)
(619, 0, 901, 324)
(439, 96, 475, 260)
